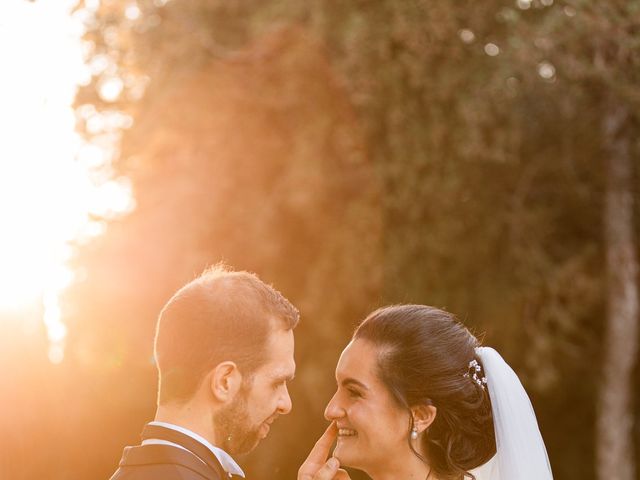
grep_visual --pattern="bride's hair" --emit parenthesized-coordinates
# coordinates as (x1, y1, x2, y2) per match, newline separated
(354, 304, 496, 480)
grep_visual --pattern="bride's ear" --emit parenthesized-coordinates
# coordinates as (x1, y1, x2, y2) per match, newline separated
(411, 402, 437, 434)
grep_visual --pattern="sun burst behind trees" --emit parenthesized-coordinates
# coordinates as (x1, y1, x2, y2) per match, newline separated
(42, 1, 640, 480)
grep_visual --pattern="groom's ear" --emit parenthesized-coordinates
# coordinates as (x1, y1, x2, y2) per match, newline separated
(210, 361, 243, 402)
(411, 402, 437, 434)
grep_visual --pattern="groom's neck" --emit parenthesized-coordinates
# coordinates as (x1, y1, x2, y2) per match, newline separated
(154, 400, 218, 446)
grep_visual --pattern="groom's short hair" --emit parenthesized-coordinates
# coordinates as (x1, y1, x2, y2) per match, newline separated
(154, 264, 299, 405)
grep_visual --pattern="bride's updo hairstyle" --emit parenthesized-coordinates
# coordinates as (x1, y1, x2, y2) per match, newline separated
(353, 305, 496, 480)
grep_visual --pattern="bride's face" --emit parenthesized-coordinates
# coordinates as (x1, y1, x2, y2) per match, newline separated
(324, 339, 411, 474)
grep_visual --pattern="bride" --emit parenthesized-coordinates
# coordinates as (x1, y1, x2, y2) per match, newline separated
(298, 305, 553, 480)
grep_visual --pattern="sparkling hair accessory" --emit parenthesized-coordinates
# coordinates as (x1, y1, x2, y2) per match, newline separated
(464, 358, 488, 390)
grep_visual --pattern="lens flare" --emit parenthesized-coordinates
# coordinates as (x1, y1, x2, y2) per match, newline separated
(0, 0, 133, 362)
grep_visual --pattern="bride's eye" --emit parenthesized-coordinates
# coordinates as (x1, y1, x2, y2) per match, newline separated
(347, 388, 362, 398)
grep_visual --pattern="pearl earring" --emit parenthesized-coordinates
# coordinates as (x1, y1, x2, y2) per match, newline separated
(411, 428, 418, 440)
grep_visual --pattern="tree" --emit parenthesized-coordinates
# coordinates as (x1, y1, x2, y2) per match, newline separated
(486, 3, 640, 478)
(63, 1, 640, 479)
(599, 94, 638, 480)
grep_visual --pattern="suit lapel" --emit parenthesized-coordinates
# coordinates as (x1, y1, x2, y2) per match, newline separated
(141, 424, 230, 479)
(119, 444, 219, 479)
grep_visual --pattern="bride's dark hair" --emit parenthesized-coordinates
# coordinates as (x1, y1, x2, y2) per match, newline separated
(354, 305, 496, 480)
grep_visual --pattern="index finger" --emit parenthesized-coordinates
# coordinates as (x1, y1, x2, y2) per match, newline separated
(305, 422, 338, 465)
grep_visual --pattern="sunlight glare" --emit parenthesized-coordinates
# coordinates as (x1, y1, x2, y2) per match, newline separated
(99, 76, 124, 102)
(458, 29, 475, 44)
(517, 0, 532, 10)
(0, 0, 134, 363)
(125, 3, 141, 20)
(484, 43, 500, 57)
(537, 62, 557, 82)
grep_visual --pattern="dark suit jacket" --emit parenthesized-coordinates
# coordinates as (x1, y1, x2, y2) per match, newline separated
(108, 424, 230, 480)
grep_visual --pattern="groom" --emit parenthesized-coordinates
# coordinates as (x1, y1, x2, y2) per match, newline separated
(108, 265, 299, 480)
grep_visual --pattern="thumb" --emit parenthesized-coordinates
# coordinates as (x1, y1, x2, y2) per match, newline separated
(313, 457, 340, 480)
(335, 468, 352, 480)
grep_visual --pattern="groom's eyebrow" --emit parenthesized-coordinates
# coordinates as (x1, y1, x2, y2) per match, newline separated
(342, 378, 369, 390)
(273, 372, 295, 382)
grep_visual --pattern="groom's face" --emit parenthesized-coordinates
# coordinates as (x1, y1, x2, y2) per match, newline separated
(216, 327, 295, 455)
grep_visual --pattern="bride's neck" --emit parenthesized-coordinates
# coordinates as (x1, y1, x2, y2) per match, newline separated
(366, 451, 434, 480)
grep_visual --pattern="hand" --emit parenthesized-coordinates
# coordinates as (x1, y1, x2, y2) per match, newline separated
(298, 423, 351, 480)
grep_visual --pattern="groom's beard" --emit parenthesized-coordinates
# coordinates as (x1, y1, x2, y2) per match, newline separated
(214, 390, 262, 456)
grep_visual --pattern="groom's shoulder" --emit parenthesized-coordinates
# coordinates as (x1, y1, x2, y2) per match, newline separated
(108, 444, 223, 480)
(109, 463, 211, 480)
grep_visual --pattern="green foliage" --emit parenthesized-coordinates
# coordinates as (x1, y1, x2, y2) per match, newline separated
(50, 0, 640, 479)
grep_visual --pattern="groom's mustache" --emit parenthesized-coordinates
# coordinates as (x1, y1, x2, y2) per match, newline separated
(265, 412, 280, 426)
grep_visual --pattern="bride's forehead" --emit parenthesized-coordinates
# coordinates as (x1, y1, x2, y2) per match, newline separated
(336, 339, 379, 374)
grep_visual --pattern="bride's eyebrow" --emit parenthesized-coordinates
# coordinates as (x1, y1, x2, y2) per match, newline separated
(342, 378, 369, 390)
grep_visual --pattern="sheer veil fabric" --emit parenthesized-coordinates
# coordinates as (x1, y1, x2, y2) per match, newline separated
(469, 347, 554, 480)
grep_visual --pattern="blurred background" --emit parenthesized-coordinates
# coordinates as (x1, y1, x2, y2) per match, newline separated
(1, 0, 638, 479)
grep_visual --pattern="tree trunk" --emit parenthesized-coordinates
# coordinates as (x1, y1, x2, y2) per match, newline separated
(596, 100, 638, 480)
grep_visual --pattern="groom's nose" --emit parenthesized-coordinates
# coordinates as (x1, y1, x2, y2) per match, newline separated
(277, 384, 293, 414)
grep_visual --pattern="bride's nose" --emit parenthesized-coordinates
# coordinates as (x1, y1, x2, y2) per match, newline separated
(324, 391, 344, 420)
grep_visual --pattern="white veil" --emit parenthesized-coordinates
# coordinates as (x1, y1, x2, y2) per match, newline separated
(470, 347, 554, 480)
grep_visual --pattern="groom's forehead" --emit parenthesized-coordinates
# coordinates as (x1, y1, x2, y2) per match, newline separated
(259, 335, 296, 375)
(263, 327, 295, 359)
(253, 360, 296, 387)
(268, 366, 296, 382)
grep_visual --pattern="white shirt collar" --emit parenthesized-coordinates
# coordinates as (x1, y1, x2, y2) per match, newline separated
(146, 421, 245, 478)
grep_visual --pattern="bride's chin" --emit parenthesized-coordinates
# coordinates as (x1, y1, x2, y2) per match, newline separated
(333, 446, 356, 468)
(332, 446, 345, 462)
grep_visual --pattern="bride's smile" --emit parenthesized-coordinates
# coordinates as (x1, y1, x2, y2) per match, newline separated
(300, 305, 552, 480)
(324, 339, 429, 479)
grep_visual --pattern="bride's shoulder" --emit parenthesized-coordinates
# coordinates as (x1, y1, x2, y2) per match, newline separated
(468, 455, 498, 479)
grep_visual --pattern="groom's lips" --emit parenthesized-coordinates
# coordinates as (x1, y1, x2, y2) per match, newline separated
(259, 422, 271, 439)
(259, 415, 278, 439)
